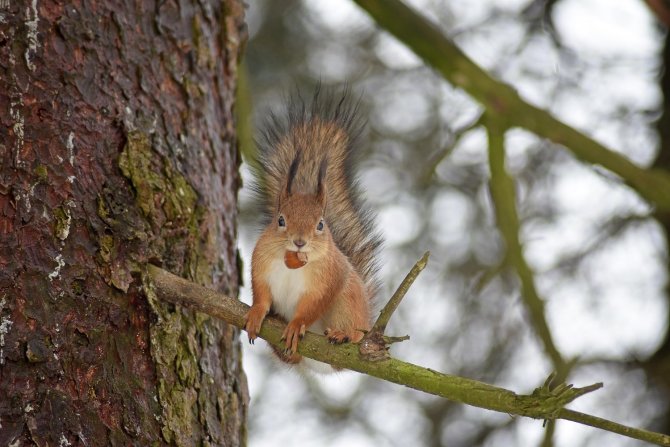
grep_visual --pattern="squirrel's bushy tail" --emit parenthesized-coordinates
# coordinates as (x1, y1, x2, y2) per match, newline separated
(254, 87, 382, 297)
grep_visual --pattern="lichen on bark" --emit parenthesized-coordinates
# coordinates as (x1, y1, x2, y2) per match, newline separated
(0, 0, 248, 445)
(118, 131, 198, 226)
(112, 127, 237, 444)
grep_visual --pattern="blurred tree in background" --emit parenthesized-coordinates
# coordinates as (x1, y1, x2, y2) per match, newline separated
(238, 1, 670, 446)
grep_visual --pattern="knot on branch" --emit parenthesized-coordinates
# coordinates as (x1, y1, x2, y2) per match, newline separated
(359, 329, 410, 362)
(359, 329, 390, 362)
(518, 373, 603, 421)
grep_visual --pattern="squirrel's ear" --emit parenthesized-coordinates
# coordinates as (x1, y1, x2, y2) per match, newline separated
(316, 157, 328, 208)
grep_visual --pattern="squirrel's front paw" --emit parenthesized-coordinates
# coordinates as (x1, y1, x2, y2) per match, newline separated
(281, 319, 306, 354)
(245, 305, 267, 344)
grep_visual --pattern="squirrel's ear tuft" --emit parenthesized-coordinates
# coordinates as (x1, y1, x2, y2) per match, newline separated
(278, 152, 301, 211)
(287, 152, 301, 195)
(282, 151, 302, 200)
(316, 157, 328, 207)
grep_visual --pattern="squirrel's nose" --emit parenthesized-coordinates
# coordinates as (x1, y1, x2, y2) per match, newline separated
(293, 239, 306, 248)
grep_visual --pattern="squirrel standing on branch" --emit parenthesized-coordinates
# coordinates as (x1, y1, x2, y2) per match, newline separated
(245, 88, 382, 372)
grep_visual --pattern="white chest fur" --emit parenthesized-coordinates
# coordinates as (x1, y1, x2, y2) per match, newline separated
(265, 258, 307, 320)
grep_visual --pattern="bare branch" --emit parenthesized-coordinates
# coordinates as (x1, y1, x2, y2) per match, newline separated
(145, 264, 670, 446)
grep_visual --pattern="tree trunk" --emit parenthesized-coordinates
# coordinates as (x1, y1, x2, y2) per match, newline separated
(0, 1, 248, 445)
(645, 27, 670, 434)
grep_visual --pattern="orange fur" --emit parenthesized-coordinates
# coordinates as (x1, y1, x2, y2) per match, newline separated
(245, 89, 380, 372)
(245, 191, 370, 357)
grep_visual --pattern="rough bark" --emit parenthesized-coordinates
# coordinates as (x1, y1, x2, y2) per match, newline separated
(0, 1, 247, 445)
(644, 26, 670, 434)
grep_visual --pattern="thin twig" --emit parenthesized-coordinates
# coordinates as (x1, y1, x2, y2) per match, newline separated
(421, 115, 484, 184)
(559, 408, 669, 445)
(145, 264, 670, 446)
(373, 251, 430, 333)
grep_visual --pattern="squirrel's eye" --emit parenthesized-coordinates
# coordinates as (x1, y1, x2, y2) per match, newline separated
(278, 216, 286, 227)
(316, 220, 324, 231)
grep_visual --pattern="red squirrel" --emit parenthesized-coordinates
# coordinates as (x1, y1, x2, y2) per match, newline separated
(244, 89, 381, 371)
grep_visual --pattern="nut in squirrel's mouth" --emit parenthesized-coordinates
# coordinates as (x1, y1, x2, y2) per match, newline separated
(284, 250, 308, 269)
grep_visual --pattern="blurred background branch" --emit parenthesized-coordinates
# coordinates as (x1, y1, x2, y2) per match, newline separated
(239, 0, 670, 445)
(354, 0, 670, 211)
(485, 116, 569, 378)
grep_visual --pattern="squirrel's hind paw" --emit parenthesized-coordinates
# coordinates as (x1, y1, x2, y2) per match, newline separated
(324, 328, 350, 344)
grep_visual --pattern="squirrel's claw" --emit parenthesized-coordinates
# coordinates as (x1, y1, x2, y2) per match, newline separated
(324, 328, 350, 344)
(245, 305, 267, 345)
(282, 320, 306, 354)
